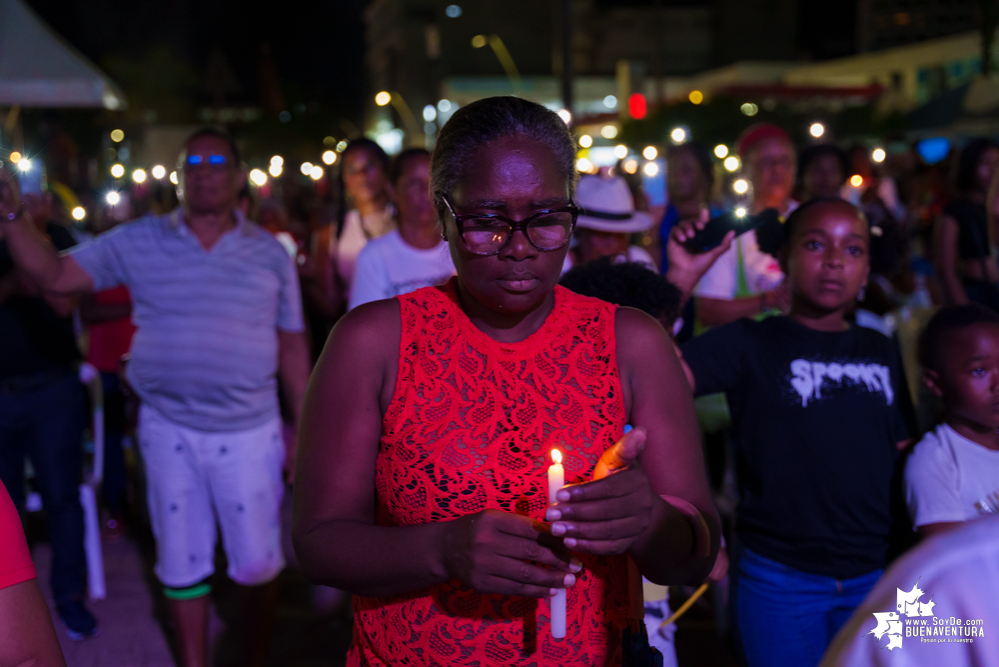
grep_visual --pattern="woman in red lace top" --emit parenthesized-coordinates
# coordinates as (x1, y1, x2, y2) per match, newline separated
(293, 97, 720, 666)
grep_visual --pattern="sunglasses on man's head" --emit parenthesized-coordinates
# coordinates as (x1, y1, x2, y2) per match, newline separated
(185, 154, 229, 166)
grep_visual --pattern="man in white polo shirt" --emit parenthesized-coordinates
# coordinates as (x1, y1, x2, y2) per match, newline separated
(0, 128, 310, 667)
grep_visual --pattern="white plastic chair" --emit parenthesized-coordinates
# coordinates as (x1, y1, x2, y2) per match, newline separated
(78, 362, 106, 600)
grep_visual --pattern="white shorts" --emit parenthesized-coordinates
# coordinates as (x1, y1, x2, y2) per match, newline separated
(137, 404, 286, 588)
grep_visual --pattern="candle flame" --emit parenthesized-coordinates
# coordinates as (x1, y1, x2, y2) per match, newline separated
(551, 449, 562, 465)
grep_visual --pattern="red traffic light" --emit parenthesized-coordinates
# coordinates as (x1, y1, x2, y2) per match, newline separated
(628, 93, 647, 120)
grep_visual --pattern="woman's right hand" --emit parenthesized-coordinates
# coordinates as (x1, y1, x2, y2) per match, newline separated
(440, 509, 581, 598)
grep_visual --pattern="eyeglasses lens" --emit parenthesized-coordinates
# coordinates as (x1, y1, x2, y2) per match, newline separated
(185, 155, 228, 167)
(462, 212, 572, 253)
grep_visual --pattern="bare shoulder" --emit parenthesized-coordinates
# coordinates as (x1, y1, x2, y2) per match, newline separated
(614, 306, 671, 354)
(321, 298, 401, 365)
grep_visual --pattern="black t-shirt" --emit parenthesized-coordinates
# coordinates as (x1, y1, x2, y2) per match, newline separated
(0, 223, 80, 378)
(682, 316, 913, 579)
(944, 199, 989, 260)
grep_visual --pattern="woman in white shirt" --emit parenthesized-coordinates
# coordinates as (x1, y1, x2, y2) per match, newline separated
(313, 139, 395, 321)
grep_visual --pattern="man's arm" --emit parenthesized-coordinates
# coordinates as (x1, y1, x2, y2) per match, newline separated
(278, 330, 311, 481)
(0, 214, 94, 294)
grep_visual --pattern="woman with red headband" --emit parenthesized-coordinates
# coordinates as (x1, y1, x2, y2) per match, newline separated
(693, 124, 796, 327)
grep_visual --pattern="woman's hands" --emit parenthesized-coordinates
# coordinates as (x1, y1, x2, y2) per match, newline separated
(546, 428, 655, 556)
(440, 509, 581, 598)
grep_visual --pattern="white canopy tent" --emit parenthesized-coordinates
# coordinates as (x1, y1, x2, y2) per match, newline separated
(0, 0, 125, 109)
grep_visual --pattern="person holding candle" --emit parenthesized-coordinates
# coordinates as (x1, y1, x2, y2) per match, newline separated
(293, 96, 720, 667)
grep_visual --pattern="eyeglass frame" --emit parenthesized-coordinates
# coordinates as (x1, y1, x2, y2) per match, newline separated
(440, 194, 579, 256)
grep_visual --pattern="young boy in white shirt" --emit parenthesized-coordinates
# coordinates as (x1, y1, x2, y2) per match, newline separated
(906, 304, 999, 539)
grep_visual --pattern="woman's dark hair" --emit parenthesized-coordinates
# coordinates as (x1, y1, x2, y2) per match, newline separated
(341, 137, 390, 173)
(390, 148, 431, 184)
(430, 96, 577, 214)
(336, 138, 391, 237)
(182, 127, 242, 166)
(668, 141, 715, 192)
(797, 144, 849, 187)
(559, 257, 682, 329)
(918, 304, 999, 371)
(756, 197, 866, 259)
(955, 138, 999, 193)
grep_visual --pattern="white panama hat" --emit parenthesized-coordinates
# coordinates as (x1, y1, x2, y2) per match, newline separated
(574, 174, 653, 233)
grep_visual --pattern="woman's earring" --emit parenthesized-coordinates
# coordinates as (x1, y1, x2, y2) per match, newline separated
(858, 285, 867, 302)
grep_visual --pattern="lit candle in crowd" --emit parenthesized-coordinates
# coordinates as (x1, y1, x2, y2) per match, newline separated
(548, 448, 566, 639)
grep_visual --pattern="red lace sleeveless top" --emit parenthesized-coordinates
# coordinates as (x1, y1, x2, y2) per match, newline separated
(348, 278, 632, 667)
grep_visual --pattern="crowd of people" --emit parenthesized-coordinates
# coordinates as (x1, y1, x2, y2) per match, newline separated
(1, 95, 999, 667)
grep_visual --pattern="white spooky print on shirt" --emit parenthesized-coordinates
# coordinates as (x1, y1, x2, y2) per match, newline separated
(789, 359, 894, 407)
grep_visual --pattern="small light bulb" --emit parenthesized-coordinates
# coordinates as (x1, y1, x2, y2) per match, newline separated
(249, 169, 268, 186)
(578, 134, 592, 148)
(735, 207, 747, 217)
(309, 165, 324, 180)
(322, 150, 336, 165)
(670, 128, 686, 144)
(623, 159, 638, 175)
(557, 109, 571, 124)
(576, 157, 593, 173)
(151, 165, 166, 180)
(106, 191, 121, 205)
(169, 171, 178, 184)
(110, 163, 125, 178)
(688, 90, 704, 105)
(72, 206, 86, 221)
(270, 155, 284, 166)
(110, 129, 125, 142)
(269, 163, 283, 178)
(601, 125, 618, 139)
(872, 148, 886, 163)
(375, 91, 391, 106)
(809, 122, 825, 138)
(132, 168, 147, 183)
(714, 144, 729, 159)
(733, 179, 749, 194)
(643, 146, 658, 160)
(300, 162, 314, 176)
(613, 144, 628, 159)
(850, 174, 864, 187)
(643, 162, 659, 177)
(724, 156, 740, 172)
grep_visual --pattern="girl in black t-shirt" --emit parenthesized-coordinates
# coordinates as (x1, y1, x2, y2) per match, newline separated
(673, 199, 913, 667)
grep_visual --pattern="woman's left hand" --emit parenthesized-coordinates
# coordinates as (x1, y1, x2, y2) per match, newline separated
(546, 428, 654, 556)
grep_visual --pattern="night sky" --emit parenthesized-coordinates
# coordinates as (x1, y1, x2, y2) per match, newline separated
(24, 0, 368, 123)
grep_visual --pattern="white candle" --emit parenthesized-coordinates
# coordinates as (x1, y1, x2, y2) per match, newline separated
(548, 448, 566, 639)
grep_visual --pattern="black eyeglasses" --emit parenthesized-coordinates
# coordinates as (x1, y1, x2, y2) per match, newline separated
(441, 195, 578, 256)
